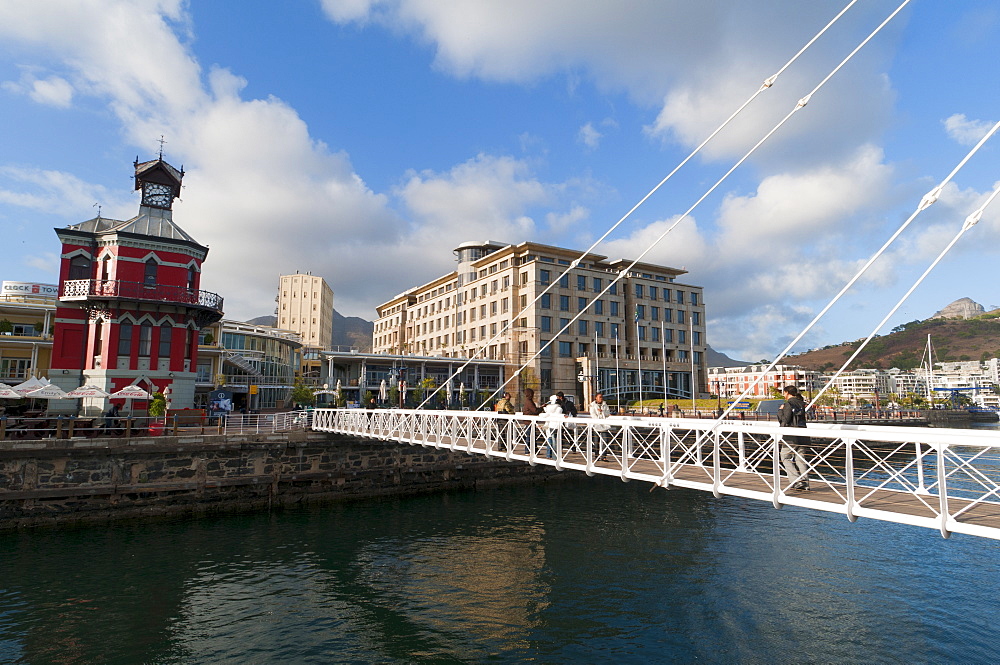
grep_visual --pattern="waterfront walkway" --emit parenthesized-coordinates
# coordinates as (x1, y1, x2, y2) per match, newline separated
(313, 408, 1000, 540)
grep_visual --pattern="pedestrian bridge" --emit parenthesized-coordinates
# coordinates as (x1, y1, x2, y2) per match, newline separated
(313, 408, 1000, 540)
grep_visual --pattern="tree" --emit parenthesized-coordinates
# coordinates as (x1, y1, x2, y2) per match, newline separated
(290, 378, 316, 407)
(148, 392, 167, 419)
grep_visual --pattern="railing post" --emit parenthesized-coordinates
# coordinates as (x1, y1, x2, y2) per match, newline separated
(620, 425, 630, 481)
(771, 436, 782, 509)
(712, 430, 721, 498)
(845, 437, 857, 522)
(737, 430, 746, 472)
(937, 443, 951, 539)
(915, 440, 927, 494)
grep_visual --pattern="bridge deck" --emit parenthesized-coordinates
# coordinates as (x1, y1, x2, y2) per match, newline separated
(314, 409, 1000, 540)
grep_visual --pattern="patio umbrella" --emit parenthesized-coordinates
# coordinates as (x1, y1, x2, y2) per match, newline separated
(379, 379, 387, 401)
(25, 384, 70, 399)
(108, 384, 152, 417)
(64, 384, 111, 398)
(401, 380, 407, 405)
(0, 383, 22, 399)
(12, 376, 48, 396)
(109, 385, 152, 399)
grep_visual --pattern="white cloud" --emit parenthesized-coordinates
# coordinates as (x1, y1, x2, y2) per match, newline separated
(943, 113, 996, 147)
(0, 166, 131, 218)
(29, 75, 73, 107)
(1, 71, 74, 107)
(321, 0, 899, 167)
(578, 122, 601, 149)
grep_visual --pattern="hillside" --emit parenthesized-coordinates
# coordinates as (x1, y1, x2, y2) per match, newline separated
(245, 311, 373, 352)
(785, 313, 1000, 371)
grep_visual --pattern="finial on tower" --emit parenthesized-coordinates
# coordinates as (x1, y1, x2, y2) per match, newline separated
(158, 135, 167, 160)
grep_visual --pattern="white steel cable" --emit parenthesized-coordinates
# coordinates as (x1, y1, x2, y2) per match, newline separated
(809, 179, 1000, 408)
(413, 0, 862, 410)
(710, 115, 1000, 423)
(475, 0, 911, 411)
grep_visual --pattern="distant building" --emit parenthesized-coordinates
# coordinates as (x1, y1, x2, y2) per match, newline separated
(373, 240, 707, 406)
(277, 273, 334, 351)
(194, 319, 302, 410)
(0, 282, 57, 383)
(49, 156, 224, 412)
(318, 350, 505, 408)
(707, 364, 820, 398)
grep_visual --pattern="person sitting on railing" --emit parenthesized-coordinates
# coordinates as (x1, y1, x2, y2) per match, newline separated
(778, 385, 811, 491)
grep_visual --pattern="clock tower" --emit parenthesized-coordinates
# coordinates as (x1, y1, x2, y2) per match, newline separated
(49, 154, 224, 414)
(135, 156, 183, 210)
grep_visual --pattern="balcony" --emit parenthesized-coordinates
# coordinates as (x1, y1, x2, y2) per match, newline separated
(60, 279, 224, 325)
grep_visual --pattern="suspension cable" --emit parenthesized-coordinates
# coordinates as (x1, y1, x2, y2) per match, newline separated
(709, 114, 1000, 423)
(809, 176, 1000, 408)
(414, 0, 862, 410)
(475, 0, 911, 411)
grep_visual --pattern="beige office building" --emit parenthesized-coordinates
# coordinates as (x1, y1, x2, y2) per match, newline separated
(277, 273, 334, 351)
(372, 241, 707, 407)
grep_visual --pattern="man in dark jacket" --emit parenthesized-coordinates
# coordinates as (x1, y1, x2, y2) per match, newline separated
(777, 385, 811, 491)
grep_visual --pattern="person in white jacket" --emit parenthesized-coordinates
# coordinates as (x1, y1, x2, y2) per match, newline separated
(589, 392, 612, 461)
(541, 395, 563, 459)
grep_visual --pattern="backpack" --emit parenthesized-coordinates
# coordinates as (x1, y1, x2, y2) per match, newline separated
(562, 399, 578, 417)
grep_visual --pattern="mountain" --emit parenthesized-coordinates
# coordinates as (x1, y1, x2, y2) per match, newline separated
(931, 297, 985, 320)
(785, 307, 1000, 372)
(243, 311, 373, 352)
(706, 345, 750, 368)
(333, 310, 373, 352)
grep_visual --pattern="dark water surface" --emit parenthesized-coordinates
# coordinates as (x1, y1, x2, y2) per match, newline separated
(1, 476, 997, 664)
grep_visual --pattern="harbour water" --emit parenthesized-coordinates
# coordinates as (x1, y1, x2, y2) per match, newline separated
(1, 475, 997, 664)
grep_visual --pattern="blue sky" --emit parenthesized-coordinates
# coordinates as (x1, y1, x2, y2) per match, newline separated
(1, 0, 998, 361)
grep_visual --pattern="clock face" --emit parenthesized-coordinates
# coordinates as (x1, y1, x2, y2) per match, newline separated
(142, 182, 173, 208)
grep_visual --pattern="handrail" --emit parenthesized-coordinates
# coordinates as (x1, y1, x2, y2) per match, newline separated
(312, 407, 1000, 541)
(60, 279, 224, 311)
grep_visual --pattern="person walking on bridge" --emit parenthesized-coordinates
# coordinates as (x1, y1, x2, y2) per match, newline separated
(589, 392, 612, 461)
(778, 385, 811, 491)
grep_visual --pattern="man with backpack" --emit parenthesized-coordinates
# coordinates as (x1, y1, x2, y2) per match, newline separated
(778, 385, 811, 491)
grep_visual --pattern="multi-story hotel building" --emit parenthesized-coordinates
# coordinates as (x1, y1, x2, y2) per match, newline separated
(372, 240, 707, 407)
(277, 272, 334, 351)
(708, 364, 822, 399)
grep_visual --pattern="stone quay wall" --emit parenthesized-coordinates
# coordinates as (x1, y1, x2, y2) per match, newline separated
(0, 431, 562, 529)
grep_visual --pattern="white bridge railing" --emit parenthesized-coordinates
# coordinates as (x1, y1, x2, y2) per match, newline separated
(312, 408, 1000, 540)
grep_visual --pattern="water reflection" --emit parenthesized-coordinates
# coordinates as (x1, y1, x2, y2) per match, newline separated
(0, 477, 998, 663)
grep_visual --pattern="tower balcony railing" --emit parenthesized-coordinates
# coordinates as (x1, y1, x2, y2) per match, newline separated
(60, 279, 224, 314)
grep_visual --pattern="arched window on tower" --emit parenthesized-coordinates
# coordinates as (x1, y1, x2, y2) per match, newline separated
(139, 323, 152, 357)
(187, 266, 197, 292)
(118, 322, 133, 357)
(144, 258, 158, 286)
(159, 323, 172, 358)
(68, 255, 92, 281)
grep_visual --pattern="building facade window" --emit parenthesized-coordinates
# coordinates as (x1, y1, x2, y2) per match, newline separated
(541, 294, 551, 309)
(68, 255, 92, 280)
(118, 322, 133, 356)
(541, 316, 552, 332)
(158, 323, 172, 357)
(139, 323, 152, 356)
(144, 258, 158, 286)
(559, 295, 570, 311)
(558, 341, 573, 357)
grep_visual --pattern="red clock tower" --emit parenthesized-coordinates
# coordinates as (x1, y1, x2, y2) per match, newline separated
(49, 155, 224, 412)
